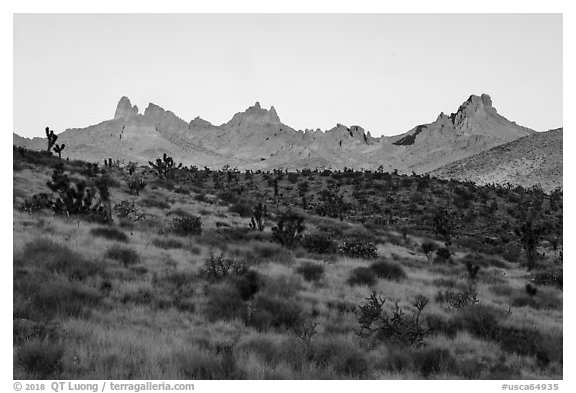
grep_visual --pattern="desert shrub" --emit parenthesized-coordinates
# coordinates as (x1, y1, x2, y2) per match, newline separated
(412, 347, 457, 378)
(228, 201, 253, 217)
(532, 268, 563, 289)
(204, 282, 249, 322)
(125, 176, 146, 195)
(230, 270, 263, 301)
(301, 232, 338, 254)
(272, 210, 305, 249)
(369, 260, 406, 281)
(311, 337, 369, 377)
(338, 239, 378, 259)
(501, 244, 522, 263)
(217, 190, 240, 204)
(172, 216, 202, 236)
(17, 238, 104, 280)
(176, 348, 244, 380)
(347, 267, 376, 286)
(295, 262, 325, 282)
(357, 293, 429, 347)
(18, 193, 52, 214)
(248, 293, 305, 331)
(114, 200, 145, 221)
(15, 340, 64, 378)
(434, 247, 452, 264)
(90, 226, 129, 242)
(139, 195, 171, 209)
(421, 240, 438, 263)
(451, 304, 503, 340)
(152, 237, 183, 250)
(200, 253, 248, 282)
(105, 245, 139, 267)
(435, 284, 479, 309)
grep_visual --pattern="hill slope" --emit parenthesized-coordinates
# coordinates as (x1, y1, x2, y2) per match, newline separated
(430, 128, 562, 192)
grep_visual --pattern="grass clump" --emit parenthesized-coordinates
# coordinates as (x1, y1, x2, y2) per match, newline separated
(295, 262, 325, 282)
(151, 237, 183, 250)
(18, 238, 104, 280)
(369, 259, 407, 281)
(90, 226, 129, 242)
(347, 267, 376, 286)
(15, 339, 64, 379)
(105, 245, 140, 267)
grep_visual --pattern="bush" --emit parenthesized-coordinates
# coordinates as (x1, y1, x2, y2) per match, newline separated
(15, 340, 64, 378)
(338, 239, 378, 259)
(347, 267, 376, 286)
(272, 210, 305, 249)
(230, 270, 263, 301)
(200, 254, 248, 282)
(434, 247, 452, 264)
(204, 282, 248, 322)
(369, 260, 406, 281)
(295, 262, 325, 282)
(357, 293, 429, 347)
(172, 216, 202, 236)
(532, 269, 563, 289)
(248, 293, 305, 331)
(301, 232, 338, 254)
(105, 245, 140, 267)
(90, 226, 129, 242)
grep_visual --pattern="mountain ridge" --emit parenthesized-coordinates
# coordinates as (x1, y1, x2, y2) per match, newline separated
(14, 94, 552, 182)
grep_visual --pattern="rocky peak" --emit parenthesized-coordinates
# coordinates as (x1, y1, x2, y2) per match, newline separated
(189, 116, 214, 129)
(450, 93, 498, 130)
(114, 96, 139, 120)
(226, 101, 281, 126)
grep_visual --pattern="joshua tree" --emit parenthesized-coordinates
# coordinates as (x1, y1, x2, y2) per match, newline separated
(249, 202, 267, 232)
(148, 153, 182, 179)
(45, 127, 58, 152)
(515, 219, 544, 271)
(433, 208, 456, 253)
(272, 209, 305, 249)
(53, 144, 65, 159)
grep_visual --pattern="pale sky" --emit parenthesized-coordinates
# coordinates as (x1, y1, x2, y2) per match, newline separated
(14, 13, 562, 138)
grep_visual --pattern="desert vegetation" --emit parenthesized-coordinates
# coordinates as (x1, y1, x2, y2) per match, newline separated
(13, 146, 562, 379)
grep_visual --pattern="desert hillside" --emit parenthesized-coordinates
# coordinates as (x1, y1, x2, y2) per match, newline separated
(430, 129, 563, 192)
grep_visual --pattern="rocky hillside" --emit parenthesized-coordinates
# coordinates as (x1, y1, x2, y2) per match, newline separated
(14, 93, 539, 175)
(430, 128, 563, 192)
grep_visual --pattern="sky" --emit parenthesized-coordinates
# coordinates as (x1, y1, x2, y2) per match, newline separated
(13, 13, 562, 138)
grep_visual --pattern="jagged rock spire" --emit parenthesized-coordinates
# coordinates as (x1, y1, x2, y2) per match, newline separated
(114, 96, 139, 120)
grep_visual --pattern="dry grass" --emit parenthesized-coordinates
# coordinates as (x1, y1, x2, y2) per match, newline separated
(12, 164, 563, 380)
